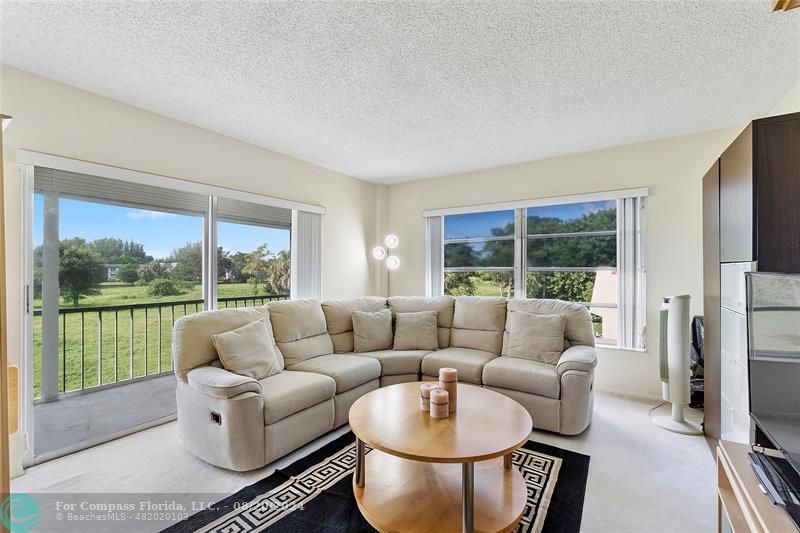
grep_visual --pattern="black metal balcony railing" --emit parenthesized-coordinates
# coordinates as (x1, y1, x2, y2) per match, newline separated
(32, 294, 289, 399)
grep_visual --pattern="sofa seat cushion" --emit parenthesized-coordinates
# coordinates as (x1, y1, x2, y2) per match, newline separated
(287, 354, 381, 393)
(482, 356, 561, 399)
(421, 347, 497, 384)
(260, 370, 336, 425)
(353, 350, 429, 376)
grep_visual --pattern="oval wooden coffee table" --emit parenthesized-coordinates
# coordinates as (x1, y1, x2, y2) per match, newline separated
(349, 382, 532, 533)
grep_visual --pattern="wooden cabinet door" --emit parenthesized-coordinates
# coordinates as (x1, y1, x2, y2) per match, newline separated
(719, 124, 753, 263)
(702, 159, 721, 439)
(754, 113, 800, 273)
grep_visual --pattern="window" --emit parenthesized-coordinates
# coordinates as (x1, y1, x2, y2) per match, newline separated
(526, 201, 618, 344)
(429, 192, 646, 349)
(443, 210, 515, 297)
(215, 196, 293, 308)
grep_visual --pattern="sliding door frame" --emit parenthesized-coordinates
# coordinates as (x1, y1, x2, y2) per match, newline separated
(17, 151, 324, 466)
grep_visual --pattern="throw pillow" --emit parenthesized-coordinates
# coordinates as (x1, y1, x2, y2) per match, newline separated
(507, 311, 566, 365)
(352, 309, 393, 352)
(211, 319, 283, 380)
(393, 311, 439, 351)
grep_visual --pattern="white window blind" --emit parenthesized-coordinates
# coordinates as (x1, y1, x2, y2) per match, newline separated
(425, 216, 444, 297)
(617, 196, 646, 349)
(217, 196, 292, 229)
(291, 210, 322, 299)
(33, 167, 208, 216)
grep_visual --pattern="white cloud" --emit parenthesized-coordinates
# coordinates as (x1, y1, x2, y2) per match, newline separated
(126, 209, 176, 220)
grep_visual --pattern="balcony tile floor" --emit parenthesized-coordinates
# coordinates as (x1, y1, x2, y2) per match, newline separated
(34, 374, 176, 458)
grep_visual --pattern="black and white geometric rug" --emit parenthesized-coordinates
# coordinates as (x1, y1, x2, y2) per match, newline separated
(164, 431, 589, 533)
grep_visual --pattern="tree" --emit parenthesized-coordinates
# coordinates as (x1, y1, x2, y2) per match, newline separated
(267, 250, 290, 294)
(137, 261, 169, 283)
(171, 242, 203, 282)
(59, 242, 105, 307)
(147, 278, 184, 297)
(217, 247, 233, 281)
(117, 262, 140, 285)
(526, 271, 595, 302)
(444, 272, 477, 296)
(90, 237, 151, 264)
(228, 252, 249, 283)
(480, 271, 513, 298)
(242, 244, 271, 292)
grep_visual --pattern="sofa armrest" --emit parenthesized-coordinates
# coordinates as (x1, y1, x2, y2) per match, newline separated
(556, 345, 597, 376)
(186, 366, 262, 399)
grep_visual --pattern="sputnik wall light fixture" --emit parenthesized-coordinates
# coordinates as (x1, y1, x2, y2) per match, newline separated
(373, 234, 400, 270)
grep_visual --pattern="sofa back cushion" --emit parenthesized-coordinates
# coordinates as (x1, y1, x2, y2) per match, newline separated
(268, 299, 333, 365)
(173, 306, 270, 382)
(450, 297, 508, 355)
(321, 297, 388, 353)
(506, 311, 566, 365)
(387, 296, 455, 348)
(502, 299, 596, 355)
(211, 318, 284, 379)
(352, 309, 394, 352)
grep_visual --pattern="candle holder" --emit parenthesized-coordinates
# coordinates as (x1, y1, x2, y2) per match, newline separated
(438, 368, 458, 412)
(419, 383, 437, 411)
(429, 388, 449, 419)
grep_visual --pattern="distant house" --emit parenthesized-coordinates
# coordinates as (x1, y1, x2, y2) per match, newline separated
(104, 264, 122, 281)
(589, 270, 618, 343)
(105, 261, 176, 281)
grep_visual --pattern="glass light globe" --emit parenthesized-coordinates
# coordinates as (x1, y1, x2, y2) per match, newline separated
(372, 246, 387, 260)
(384, 234, 399, 249)
(386, 255, 400, 270)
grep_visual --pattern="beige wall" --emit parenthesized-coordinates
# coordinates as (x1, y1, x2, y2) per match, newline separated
(769, 79, 800, 116)
(386, 128, 744, 398)
(1, 65, 381, 475)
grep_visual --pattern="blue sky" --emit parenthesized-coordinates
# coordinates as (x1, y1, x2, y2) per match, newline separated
(444, 200, 615, 239)
(34, 195, 290, 259)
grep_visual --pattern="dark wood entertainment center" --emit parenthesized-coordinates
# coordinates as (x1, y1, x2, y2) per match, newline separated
(704, 112, 800, 532)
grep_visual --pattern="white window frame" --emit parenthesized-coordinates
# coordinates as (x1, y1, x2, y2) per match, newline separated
(17, 150, 325, 466)
(427, 188, 647, 350)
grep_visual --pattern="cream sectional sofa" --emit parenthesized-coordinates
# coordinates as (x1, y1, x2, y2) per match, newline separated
(172, 295, 597, 471)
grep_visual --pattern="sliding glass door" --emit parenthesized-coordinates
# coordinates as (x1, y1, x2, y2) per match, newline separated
(31, 188, 206, 460)
(215, 197, 292, 308)
(24, 166, 296, 464)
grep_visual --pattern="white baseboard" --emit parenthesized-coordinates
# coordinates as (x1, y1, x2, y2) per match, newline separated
(595, 387, 663, 403)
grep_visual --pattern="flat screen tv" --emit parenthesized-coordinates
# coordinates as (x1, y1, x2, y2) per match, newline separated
(746, 271, 800, 475)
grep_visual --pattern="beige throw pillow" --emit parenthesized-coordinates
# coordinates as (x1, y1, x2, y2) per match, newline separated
(507, 311, 566, 365)
(211, 319, 284, 380)
(352, 309, 393, 352)
(393, 311, 439, 351)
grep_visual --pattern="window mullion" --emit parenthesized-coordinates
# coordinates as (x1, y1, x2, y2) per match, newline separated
(514, 208, 526, 299)
(203, 196, 218, 311)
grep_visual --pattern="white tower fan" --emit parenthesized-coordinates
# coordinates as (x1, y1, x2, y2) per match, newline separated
(652, 295, 702, 435)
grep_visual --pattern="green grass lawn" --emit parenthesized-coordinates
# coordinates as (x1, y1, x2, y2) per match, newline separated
(33, 282, 283, 398)
(34, 281, 278, 308)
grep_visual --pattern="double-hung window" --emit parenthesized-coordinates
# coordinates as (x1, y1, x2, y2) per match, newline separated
(428, 190, 646, 349)
(443, 209, 516, 297)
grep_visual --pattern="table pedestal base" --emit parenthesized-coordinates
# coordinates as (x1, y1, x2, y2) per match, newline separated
(353, 449, 526, 533)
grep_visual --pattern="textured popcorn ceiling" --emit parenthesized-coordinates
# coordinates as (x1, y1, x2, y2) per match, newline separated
(1, 1, 798, 184)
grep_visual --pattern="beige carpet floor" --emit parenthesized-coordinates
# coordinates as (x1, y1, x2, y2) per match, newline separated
(12, 392, 713, 532)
